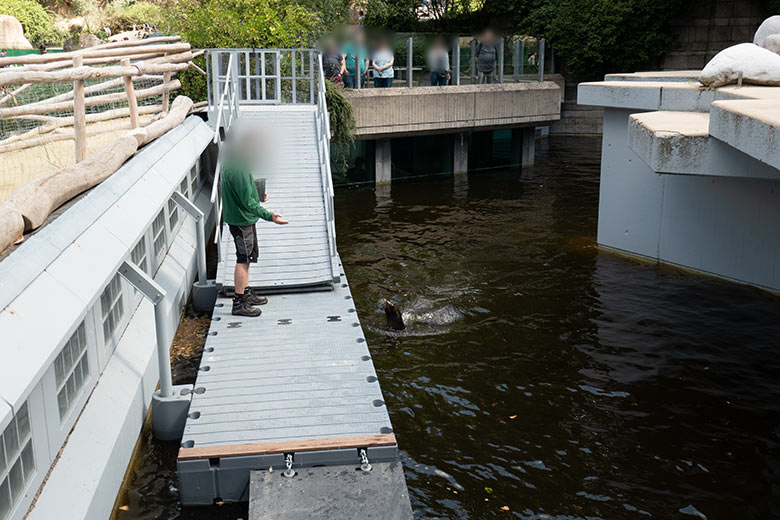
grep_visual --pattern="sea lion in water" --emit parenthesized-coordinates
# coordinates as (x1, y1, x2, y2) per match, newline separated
(383, 299, 405, 330)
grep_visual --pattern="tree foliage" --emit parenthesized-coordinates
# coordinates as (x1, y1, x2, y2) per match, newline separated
(523, 0, 686, 78)
(166, 0, 323, 101)
(1, 0, 63, 45)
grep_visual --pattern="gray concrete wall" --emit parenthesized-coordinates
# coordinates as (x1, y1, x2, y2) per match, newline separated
(346, 82, 561, 139)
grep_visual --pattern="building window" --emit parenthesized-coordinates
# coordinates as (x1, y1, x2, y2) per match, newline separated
(54, 322, 90, 422)
(0, 402, 34, 520)
(179, 178, 189, 201)
(152, 210, 166, 261)
(189, 164, 200, 200)
(131, 238, 148, 275)
(168, 199, 179, 231)
(100, 274, 124, 343)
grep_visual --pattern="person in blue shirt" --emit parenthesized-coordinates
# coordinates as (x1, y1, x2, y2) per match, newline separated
(341, 30, 368, 89)
(371, 38, 394, 88)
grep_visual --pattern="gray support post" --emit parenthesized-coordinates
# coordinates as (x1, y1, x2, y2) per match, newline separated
(292, 50, 297, 103)
(453, 133, 468, 174)
(232, 52, 240, 114)
(356, 46, 362, 90)
(172, 191, 218, 312)
(470, 39, 476, 84)
(498, 38, 504, 84)
(407, 37, 413, 87)
(118, 260, 193, 440)
(375, 139, 392, 185)
(538, 38, 545, 83)
(206, 52, 212, 110)
(519, 40, 525, 76)
(453, 39, 460, 85)
(521, 126, 535, 167)
(513, 39, 520, 83)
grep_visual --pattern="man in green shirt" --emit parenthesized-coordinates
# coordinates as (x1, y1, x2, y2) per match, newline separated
(221, 152, 288, 317)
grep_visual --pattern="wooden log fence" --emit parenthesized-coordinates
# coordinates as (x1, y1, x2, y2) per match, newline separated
(0, 39, 202, 254)
(0, 96, 194, 253)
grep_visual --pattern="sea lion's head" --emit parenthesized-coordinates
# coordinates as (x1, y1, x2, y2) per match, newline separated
(382, 299, 405, 331)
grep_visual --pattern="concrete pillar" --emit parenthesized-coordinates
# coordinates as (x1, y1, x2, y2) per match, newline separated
(453, 133, 468, 174)
(521, 127, 535, 167)
(375, 138, 392, 185)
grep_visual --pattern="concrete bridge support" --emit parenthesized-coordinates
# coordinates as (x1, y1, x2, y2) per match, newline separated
(520, 127, 535, 167)
(375, 138, 392, 185)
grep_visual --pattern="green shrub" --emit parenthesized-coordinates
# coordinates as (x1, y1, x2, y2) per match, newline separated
(168, 0, 322, 101)
(324, 79, 355, 143)
(0, 0, 63, 45)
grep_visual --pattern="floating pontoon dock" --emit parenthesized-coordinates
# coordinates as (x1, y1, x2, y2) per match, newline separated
(177, 50, 412, 517)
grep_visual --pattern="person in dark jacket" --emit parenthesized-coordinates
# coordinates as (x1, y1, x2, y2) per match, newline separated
(474, 30, 497, 84)
(221, 134, 288, 317)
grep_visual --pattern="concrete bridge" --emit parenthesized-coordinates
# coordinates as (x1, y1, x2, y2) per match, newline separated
(345, 82, 562, 183)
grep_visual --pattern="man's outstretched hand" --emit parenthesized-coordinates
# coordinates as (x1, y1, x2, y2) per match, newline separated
(272, 213, 289, 225)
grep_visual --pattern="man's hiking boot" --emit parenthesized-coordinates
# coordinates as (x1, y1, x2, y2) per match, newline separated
(232, 293, 262, 317)
(244, 287, 268, 306)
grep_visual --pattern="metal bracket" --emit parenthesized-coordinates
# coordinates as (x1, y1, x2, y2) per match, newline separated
(119, 260, 165, 304)
(171, 191, 204, 222)
(170, 190, 208, 286)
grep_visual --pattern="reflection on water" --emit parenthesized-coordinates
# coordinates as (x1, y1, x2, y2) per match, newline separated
(335, 136, 780, 519)
(119, 136, 780, 519)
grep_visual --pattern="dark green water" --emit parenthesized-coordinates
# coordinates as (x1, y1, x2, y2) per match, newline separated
(119, 136, 780, 519)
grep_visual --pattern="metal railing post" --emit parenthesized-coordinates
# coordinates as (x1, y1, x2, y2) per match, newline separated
(355, 46, 362, 90)
(513, 39, 520, 83)
(519, 40, 525, 76)
(407, 36, 413, 87)
(310, 51, 315, 103)
(470, 39, 476, 84)
(538, 38, 545, 82)
(498, 38, 504, 84)
(275, 51, 282, 100)
(453, 38, 460, 86)
(292, 50, 297, 103)
(206, 51, 212, 110)
(234, 52, 241, 114)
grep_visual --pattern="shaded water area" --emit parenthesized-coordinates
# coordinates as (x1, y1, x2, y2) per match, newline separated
(117, 136, 780, 519)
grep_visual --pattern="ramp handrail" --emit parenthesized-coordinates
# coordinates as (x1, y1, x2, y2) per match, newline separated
(210, 51, 239, 252)
(315, 54, 337, 258)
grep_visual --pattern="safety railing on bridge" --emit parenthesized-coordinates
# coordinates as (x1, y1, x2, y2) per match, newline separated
(206, 49, 318, 110)
(315, 53, 337, 258)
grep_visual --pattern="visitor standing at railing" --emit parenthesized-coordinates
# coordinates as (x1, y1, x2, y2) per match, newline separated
(221, 129, 288, 317)
(372, 38, 394, 88)
(322, 40, 345, 83)
(474, 30, 498, 84)
(427, 36, 450, 86)
(342, 29, 369, 89)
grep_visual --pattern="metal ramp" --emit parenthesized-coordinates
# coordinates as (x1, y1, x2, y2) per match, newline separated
(215, 105, 340, 292)
(178, 49, 408, 512)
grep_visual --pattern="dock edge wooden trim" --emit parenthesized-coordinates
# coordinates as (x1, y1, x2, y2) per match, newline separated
(177, 434, 397, 461)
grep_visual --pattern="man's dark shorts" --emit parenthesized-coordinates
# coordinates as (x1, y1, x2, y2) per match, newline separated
(228, 224, 258, 264)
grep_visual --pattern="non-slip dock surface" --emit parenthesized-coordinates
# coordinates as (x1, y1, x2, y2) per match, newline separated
(216, 106, 338, 291)
(180, 275, 393, 452)
(248, 462, 414, 520)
